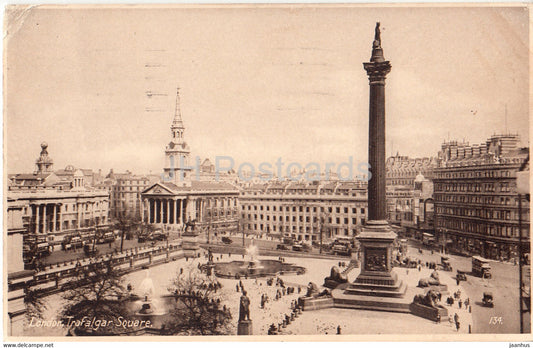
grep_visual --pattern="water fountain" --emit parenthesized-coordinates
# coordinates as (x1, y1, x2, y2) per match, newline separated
(208, 239, 306, 278)
(133, 270, 167, 317)
(243, 241, 264, 275)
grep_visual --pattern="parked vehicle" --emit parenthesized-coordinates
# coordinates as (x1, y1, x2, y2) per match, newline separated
(97, 231, 115, 244)
(331, 237, 354, 256)
(292, 244, 303, 252)
(276, 244, 289, 250)
(221, 236, 233, 244)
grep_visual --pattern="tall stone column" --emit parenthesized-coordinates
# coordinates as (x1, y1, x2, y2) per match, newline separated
(52, 204, 57, 233)
(141, 199, 145, 223)
(34, 204, 39, 234)
(158, 199, 162, 224)
(174, 199, 178, 224)
(346, 23, 406, 302)
(149, 199, 154, 224)
(166, 199, 170, 224)
(45, 204, 49, 233)
(57, 204, 62, 232)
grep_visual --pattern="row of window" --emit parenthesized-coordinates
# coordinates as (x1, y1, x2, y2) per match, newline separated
(113, 185, 148, 192)
(435, 181, 513, 193)
(436, 207, 519, 221)
(436, 218, 526, 238)
(243, 213, 364, 225)
(436, 169, 514, 179)
(246, 223, 356, 237)
(241, 204, 365, 215)
(244, 191, 364, 197)
(116, 180, 149, 186)
(434, 194, 523, 206)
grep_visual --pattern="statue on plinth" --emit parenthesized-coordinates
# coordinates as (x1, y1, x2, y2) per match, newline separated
(413, 289, 441, 309)
(305, 282, 331, 298)
(324, 266, 348, 289)
(239, 290, 251, 321)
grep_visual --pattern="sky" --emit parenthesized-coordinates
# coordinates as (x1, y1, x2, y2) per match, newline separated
(4, 5, 530, 175)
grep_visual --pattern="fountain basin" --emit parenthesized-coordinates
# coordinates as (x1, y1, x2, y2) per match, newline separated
(211, 259, 306, 279)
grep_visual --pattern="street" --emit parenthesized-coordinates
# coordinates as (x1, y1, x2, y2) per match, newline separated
(404, 240, 530, 334)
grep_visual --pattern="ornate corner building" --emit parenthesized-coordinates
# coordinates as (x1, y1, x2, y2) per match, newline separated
(433, 134, 530, 260)
(7, 143, 110, 261)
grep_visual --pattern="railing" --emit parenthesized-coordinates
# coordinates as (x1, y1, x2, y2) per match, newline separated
(30, 243, 185, 296)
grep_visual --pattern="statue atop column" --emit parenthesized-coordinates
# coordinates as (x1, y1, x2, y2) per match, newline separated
(373, 22, 381, 48)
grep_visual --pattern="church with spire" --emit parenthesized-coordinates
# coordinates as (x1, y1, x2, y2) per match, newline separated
(163, 88, 192, 187)
(141, 87, 240, 237)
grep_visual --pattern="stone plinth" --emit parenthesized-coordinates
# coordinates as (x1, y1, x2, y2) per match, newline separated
(181, 231, 199, 257)
(338, 220, 408, 311)
(409, 303, 448, 322)
(332, 282, 414, 313)
(237, 320, 253, 335)
(349, 221, 406, 296)
(299, 296, 334, 311)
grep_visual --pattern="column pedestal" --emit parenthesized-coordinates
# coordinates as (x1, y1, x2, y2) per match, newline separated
(345, 220, 406, 298)
(237, 320, 253, 335)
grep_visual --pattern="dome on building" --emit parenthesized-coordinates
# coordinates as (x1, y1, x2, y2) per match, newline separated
(414, 172, 426, 182)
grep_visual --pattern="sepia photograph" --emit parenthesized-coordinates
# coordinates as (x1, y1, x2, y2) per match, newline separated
(3, 4, 531, 341)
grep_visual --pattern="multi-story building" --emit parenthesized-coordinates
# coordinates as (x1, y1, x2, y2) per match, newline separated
(7, 143, 110, 251)
(433, 134, 530, 260)
(104, 170, 152, 219)
(240, 180, 368, 243)
(141, 88, 240, 235)
(385, 154, 438, 226)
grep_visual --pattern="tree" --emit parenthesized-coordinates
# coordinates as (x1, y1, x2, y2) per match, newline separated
(59, 260, 130, 335)
(113, 211, 142, 252)
(165, 266, 233, 335)
(25, 288, 46, 321)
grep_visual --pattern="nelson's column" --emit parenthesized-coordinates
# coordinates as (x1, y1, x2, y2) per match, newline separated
(343, 23, 407, 308)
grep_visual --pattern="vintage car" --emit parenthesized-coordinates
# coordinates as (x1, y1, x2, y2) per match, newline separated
(456, 270, 467, 281)
(482, 292, 494, 307)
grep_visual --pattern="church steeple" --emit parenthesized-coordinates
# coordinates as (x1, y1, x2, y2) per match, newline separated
(171, 88, 185, 142)
(164, 87, 192, 187)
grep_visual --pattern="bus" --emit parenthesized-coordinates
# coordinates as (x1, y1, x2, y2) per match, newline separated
(472, 255, 492, 278)
(332, 237, 354, 256)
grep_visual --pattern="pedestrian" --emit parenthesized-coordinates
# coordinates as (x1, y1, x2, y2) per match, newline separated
(455, 321, 460, 331)
(337, 326, 341, 335)
(436, 313, 441, 324)
(456, 278, 460, 286)
(459, 300, 462, 309)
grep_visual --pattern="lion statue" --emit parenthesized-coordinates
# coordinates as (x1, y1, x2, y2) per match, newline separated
(323, 266, 348, 289)
(413, 289, 441, 308)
